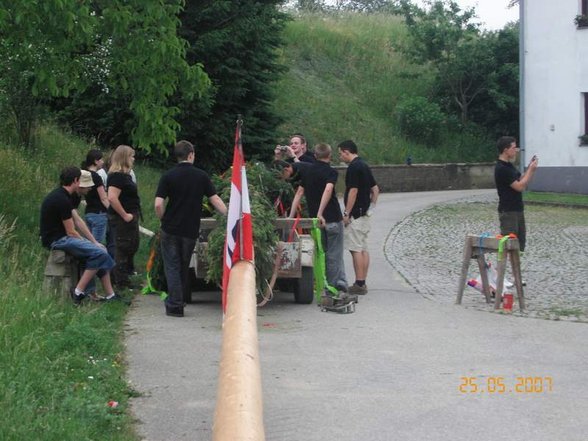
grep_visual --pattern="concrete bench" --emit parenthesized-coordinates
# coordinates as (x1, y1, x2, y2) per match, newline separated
(43, 250, 80, 295)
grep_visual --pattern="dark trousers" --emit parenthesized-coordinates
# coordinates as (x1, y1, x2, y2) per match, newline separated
(111, 213, 140, 287)
(160, 230, 196, 310)
(499, 210, 526, 252)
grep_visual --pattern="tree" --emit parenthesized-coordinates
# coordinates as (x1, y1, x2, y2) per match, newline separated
(51, 1, 288, 171)
(0, 0, 210, 151)
(397, 0, 518, 132)
(468, 23, 520, 137)
(176, 0, 288, 171)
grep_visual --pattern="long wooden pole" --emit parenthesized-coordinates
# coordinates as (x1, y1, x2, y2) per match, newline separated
(213, 260, 265, 441)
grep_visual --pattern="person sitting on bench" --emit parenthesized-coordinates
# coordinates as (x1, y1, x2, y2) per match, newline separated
(40, 166, 121, 305)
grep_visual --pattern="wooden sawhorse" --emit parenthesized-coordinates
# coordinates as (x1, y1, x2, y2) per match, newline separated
(456, 234, 525, 311)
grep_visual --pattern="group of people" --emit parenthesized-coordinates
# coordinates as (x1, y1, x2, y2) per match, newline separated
(40, 141, 226, 316)
(40, 131, 532, 313)
(275, 135, 379, 298)
(40, 144, 140, 304)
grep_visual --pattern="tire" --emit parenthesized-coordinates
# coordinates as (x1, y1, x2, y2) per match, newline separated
(293, 267, 314, 304)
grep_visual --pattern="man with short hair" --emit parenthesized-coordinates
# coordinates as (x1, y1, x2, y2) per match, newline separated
(155, 140, 227, 317)
(289, 143, 347, 293)
(494, 136, 538, 252)
(274, 133, 316, 164)
(40, 167, 118, 304)
(338, 140, 379, 295)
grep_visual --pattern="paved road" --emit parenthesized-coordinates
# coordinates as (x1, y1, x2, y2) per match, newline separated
(125, 190, 588, 441)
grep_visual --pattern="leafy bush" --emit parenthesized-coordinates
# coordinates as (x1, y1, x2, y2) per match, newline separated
(396, 96, 445, 146)
(205, 163, 291, 294)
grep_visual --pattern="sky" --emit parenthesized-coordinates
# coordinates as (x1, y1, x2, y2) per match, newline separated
(415, 0, 519, 30)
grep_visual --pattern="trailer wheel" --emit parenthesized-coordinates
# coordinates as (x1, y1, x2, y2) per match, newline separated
(293, 267, 314, 304)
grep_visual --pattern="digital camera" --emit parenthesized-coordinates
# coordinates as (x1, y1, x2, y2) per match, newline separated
(277, 145, 289, 152)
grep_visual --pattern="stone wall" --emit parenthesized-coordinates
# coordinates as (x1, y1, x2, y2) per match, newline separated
(334, 162, 495, 193)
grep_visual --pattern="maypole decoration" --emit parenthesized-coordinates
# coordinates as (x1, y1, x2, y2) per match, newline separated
(221, 115, 254, 313)
(213, 116, 264, 440)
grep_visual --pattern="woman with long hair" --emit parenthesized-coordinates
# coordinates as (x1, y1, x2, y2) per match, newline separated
(107, 145, 141, 289)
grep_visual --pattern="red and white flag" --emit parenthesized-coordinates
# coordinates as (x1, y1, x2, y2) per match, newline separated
(222, 119, 254, 313)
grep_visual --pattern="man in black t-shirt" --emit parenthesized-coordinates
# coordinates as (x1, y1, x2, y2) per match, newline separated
(40, 167, 118, 304)
(155, 140, 227, 317)
(494, 136, 538, 252)
(338, 140, 379, 295)
(289, 143, 348, 293)
(274, 133, 316, 164)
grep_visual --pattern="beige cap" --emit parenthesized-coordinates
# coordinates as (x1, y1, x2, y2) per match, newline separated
(79, 170, 94, 188)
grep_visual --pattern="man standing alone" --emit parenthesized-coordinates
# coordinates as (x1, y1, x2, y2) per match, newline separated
(494, 136, 538, 252)
(155, 141, 227, 317)
(338, 140, 379, 295)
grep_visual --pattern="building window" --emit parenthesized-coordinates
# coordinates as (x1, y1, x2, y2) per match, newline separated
(581, 93, 588, 145)
(577, 0, 588, 27)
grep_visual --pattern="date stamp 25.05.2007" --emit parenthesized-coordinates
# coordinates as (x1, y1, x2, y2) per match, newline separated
(459, 376, 553, 394)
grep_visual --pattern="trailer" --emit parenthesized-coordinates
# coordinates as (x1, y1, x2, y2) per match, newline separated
(189, 218, 316, 304)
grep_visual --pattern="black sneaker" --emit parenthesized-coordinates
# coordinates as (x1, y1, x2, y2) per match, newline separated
(70, 288, 86, 305)
(165, 307, 184, 317)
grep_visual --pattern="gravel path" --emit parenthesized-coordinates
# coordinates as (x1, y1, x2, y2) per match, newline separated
(384, 193, 588, 322)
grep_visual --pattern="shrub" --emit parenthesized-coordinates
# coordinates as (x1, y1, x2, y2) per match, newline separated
(396, 96, 445, 146)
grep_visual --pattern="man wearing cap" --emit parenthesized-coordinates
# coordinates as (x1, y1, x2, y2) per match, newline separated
(40, 166, 120, 305)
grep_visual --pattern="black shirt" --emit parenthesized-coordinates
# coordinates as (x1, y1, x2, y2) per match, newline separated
(108, 172, 141, 215)
(344, 157, 377, 218)
(155, 162, 217, 239)
(85, 170, 107, 214)
(300, 160, 342, 223)
(298, 150, 316, 163)
(495, 159, 523, 212)
(40, 187, 74, 248)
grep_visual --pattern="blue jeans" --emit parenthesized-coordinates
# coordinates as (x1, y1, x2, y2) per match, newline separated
(85, 212, 108, 293)
(323, 221, 347, 291)
(85, 212, 108, 243)
(51, 236, 115, 289)
(160, 230, 196, 310)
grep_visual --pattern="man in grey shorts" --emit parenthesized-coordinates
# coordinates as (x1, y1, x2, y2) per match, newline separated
(338, 140, 379, 294)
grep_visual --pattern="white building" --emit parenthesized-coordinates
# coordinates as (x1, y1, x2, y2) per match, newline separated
(521, 0, 588, 194)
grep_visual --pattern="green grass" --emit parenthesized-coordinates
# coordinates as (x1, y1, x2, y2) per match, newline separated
(272, 12, 495, 164)
(0, 124, 162, 440)
(525, 192, 588, 207)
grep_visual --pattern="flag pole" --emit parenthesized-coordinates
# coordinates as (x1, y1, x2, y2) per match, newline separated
(236, 114, 244, 261)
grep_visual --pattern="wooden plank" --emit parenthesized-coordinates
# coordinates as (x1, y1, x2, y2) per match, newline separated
(456, 235, 473, 304)
(510, 250, 525, 311)
(476, 255, 492, 304)
(465, 234, 520, 251)
(494, 254, 508, 310)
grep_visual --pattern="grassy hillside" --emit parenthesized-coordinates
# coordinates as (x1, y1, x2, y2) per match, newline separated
(0, 126, 162, 440)
(272, 12, 495, 164)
